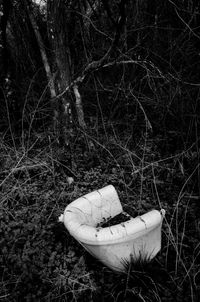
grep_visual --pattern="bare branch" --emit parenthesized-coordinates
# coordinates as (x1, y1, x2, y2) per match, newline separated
(53, 58, 166, 101)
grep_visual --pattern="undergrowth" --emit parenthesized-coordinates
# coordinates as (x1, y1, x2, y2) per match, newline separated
(0, 119, 200, 301)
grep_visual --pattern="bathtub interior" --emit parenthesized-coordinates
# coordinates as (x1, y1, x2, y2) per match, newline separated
(64, 185, 123, 227)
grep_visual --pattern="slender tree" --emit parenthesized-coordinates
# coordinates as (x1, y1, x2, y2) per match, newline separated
(2, 0, 129, 143)
(25, 0, 57, 119)
(46, 0, 128, 134)
(0, 0, 12, 81)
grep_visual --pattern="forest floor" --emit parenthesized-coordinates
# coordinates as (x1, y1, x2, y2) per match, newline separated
(0, 121, 200, 302)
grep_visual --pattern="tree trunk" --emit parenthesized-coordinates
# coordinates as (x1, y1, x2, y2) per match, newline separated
(0, 0, 12, 80)
(47, 0, 75, 145)
(73, 84, 86, 129)
(25, 0, 58, 132)
(25, 0, 58, 123)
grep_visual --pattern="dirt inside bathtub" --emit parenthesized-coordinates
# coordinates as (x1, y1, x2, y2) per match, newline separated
(96, 206, 147, 228)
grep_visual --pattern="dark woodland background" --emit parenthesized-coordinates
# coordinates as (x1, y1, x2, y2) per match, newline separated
(0, 1, 200, 301)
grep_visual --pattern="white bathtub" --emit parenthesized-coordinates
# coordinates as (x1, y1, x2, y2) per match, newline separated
(59, 185, 165, 272)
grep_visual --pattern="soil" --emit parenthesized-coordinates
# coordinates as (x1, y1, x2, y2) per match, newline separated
(96, 206, 147, 228)
(96, 212, 130, 228)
